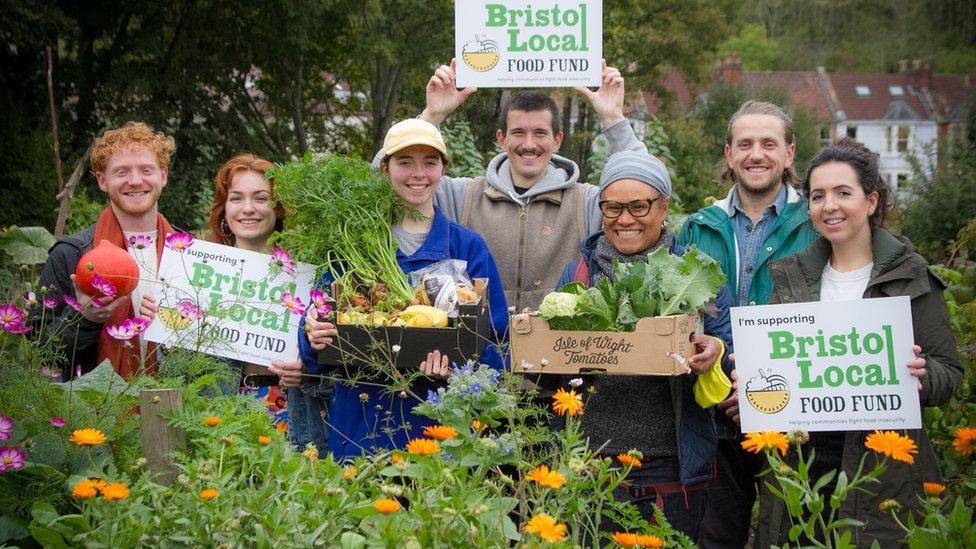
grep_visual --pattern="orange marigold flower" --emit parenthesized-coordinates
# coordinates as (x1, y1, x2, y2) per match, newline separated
(952, 426, 976, 456)
(552, 388, 584, 417)
(741, 432, 790, 456)
(343, 467, 358, 480)
(276, 421, 287, 433)
(257, 435, 271, 446)
(69, 428, 107, 446)
(405, 438, 440, 455)
(525, 513, 568, 543)
(423, 425, 458, 441)
(199, 488, 219, 500)
(526, 464, 566, 489)
(617, 454, 643, 468)
(612, 532, 639, 547)
(203, 416, 222, 427)
(71, 479, 106, 500)
(472, 419, 486, 431)
(922, 482, 946, 497)
(101, 482, 130, 501)
(391, 451, 405, 464)
(373, 498, 401, 514)
(865, 430, 917, 464)
(636, 534, 664, 547)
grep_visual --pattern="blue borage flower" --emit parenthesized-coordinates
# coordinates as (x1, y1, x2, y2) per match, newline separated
(426, 389, 442, 405)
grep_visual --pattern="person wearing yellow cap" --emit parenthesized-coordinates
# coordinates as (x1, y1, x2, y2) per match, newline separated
(300, 119, 509, 461)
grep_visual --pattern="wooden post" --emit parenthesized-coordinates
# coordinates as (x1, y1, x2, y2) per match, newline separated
(139, 389, 185, 486)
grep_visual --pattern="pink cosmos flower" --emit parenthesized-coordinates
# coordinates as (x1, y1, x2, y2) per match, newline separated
(0, 446, 27, 473)
(125, 317, 151, 334)
(176, 300, 205, 321)
(270, 247, 297, 275)
(164, 232, 194, 252)
(63, 295, 82, 312)
(91, 274, 117, 298)
(0, 303, 26, 333)
(6, 324, 31, 335)
(23, 292, 37, 307)
(40, 367, 61, 380)
(280, 292, 306, 315)
(106, 323, 136, 341)
(128, 234, 153, 250)
(43, 296, 58, 309)
(50, 417, 66, 428)
(308, 289, 332, 317)
(0, 415, 12, 441)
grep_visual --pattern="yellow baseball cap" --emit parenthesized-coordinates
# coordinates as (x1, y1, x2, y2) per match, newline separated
(382, 119, 448, 158)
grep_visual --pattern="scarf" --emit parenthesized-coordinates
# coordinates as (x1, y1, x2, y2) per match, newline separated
(93, 206, 173, 379)
(593, 228, 675, 281)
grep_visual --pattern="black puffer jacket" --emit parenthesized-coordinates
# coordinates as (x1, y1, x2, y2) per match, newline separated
(29, 225, 102, 378)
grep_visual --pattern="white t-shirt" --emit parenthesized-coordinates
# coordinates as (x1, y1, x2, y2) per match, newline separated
(820, 261, 873, 302)
(124, 230, 158, 364)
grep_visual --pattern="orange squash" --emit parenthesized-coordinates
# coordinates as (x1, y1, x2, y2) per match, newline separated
(74, 240, 140, 297)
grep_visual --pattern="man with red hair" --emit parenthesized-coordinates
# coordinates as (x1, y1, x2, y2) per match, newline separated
(34, 122, 175, 379)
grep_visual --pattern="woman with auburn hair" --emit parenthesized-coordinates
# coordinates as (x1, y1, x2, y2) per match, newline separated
(206, 153, 329, 452)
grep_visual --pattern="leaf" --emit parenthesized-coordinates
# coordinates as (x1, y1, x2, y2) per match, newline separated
(64, 359, 142, 398)
(657, 246, 727, 316)
(340, 531, 366, 549)
(0, 515, 30, 542)
(0, 226, 56, 265)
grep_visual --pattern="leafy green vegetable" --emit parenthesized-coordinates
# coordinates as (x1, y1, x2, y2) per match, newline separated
(538, 245, 726, 331)
(269, 154, 413, 306)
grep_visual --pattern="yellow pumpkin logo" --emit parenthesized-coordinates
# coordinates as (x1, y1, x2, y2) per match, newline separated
(745, 369, 791, 414)
(461, 35, 501, 73)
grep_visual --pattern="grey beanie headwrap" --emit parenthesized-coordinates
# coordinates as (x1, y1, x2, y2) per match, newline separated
(598, 151, 672, 197)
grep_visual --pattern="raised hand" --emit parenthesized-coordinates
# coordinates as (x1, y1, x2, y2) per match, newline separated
(420, 59, 478, 126)
(574, 59, 626, 127)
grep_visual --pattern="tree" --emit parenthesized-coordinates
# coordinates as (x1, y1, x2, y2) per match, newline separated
(718, 23, 779, 70)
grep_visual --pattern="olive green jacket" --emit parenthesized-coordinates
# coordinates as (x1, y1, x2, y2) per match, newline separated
(757, 229, 963, 548)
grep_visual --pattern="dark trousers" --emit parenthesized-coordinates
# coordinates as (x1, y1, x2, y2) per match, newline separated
(700, 437, 764, 549)
(604, 481, 708, 542)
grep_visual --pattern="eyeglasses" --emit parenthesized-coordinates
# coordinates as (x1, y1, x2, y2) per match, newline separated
(598, 198, 661, 219)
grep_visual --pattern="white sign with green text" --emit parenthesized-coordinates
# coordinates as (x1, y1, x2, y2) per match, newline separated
(144, 240, 315, 366)
(455, 0, 602, 87)
(730, 297, 921, 433)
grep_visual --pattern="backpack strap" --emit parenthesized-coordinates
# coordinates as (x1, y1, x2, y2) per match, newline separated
(572, 256, 590, 285)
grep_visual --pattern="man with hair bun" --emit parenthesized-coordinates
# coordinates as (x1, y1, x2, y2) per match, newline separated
(678, 101, 819, 548)
(33, 122, 176, 380)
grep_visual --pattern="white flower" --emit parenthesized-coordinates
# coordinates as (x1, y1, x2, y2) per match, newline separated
(569, 378, 583, 387)
(540, 358, 550, 366)
(391, 344, 401, 353)
(520, 360, 534, 370)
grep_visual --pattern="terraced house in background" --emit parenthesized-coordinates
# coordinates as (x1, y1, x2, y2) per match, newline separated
(632, 56, 974, 197)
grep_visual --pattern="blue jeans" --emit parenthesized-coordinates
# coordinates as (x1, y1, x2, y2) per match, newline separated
(286, 379, 331, 452)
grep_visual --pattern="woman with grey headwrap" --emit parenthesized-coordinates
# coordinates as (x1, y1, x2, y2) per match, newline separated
(554, 150, 735, 542)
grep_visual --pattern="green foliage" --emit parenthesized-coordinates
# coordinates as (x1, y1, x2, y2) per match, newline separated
(542, 246, 726, 330)
(661, 116, 726, 211)
(905, 496, 976, 548)
(719, 23, 780, 70)
(63, 186, 105, 236)
(441, 120, 485, 178)
(269, 154, 412, 304)
(901, 140, 976, 260)
(0, 226, 55, 265)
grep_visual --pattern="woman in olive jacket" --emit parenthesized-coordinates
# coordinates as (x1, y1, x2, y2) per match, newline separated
(757, 139, 963, 548)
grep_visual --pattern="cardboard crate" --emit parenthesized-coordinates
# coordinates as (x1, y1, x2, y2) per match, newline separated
(509, 312, 698, 376)
(317, 280, 492, 370)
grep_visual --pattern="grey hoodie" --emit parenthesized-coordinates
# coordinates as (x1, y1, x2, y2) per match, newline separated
(375, 119, 647, 309)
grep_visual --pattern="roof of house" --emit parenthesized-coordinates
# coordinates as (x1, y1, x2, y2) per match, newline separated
(742, 70, 832, 119)
(926, 74, 976, 122)
(822, 72, 929, 121)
